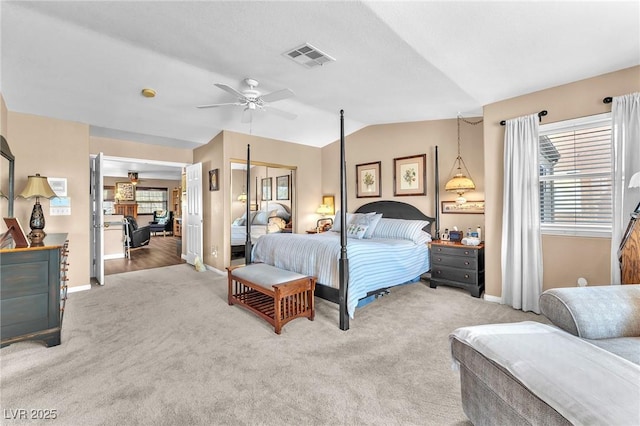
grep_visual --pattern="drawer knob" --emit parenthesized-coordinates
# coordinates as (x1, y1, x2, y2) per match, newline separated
(464, 251, 470, 255)
(436, 258, 442, 262)
(464, 274, 470, 279)
(464, 261, 470, 265)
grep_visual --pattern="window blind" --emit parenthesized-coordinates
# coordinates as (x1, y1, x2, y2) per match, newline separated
(538, 113, 612, 236)
(135, 187, 168, 214)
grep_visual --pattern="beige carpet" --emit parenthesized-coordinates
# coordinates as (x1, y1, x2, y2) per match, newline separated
(0, 264, 546, 425)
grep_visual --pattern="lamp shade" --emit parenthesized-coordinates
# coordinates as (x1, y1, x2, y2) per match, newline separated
(18, 174, 57, 199)
(237, 192, 247, 202)
(445, 173, 476, 195)
(316, 204, 333, 215)
(629, 171, 640, 189)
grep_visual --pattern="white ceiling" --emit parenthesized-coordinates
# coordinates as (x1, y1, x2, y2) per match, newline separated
(2, 1, 639, 155)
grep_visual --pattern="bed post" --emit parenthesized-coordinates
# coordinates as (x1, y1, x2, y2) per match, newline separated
(245, 144, 252, 264)
(434, 145, 440, 240)
(339, 110, 349, 331)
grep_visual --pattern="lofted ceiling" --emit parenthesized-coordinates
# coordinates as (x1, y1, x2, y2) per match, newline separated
(2, 0, 639, 155)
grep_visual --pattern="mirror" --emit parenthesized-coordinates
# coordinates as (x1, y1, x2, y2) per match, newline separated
(230, 160, 296, 265)
(1, 135, 15, 217)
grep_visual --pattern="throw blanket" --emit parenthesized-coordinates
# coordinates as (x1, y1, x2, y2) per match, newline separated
(450, 321, 640, 426)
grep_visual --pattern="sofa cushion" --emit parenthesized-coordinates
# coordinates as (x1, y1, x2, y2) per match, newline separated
(586, 337, 640, 365)
(540, 285, 640, 339)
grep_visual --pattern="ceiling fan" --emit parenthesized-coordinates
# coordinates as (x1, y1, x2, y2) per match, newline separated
(197, 78, 297, 123)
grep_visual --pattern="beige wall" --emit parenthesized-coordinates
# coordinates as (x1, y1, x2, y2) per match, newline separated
(193, 131, 224, 270)
(6, 112, 91, 290)
(90, 136, 192, 164)
(320, 118, 485, 234)
(483, 65, 640, 298)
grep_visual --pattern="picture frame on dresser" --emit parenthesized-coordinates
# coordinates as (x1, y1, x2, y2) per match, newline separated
(2, 217, 29, 248)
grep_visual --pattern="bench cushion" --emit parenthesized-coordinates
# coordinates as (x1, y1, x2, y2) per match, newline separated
(230, 263, 308, 289)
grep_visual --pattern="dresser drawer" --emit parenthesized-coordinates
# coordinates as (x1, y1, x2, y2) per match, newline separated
(1, 261, 50, 299)
(431, 265, 479, 286)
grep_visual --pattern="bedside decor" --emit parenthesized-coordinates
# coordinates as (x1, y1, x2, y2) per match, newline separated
(393, 154, 426, 196)
(356, 161, 381, 198)
(18, 173, 58, 243)
(441, 200, 485, 214)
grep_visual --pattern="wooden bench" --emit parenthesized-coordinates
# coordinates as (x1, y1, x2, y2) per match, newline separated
(227, 263, 316, 334)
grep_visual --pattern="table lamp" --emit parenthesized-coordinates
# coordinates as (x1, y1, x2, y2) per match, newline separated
(18, 173, 57, 243)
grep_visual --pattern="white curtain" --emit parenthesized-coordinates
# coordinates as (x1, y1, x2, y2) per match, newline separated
(501, 114, 543, 313)
(611, 92, 640, 284)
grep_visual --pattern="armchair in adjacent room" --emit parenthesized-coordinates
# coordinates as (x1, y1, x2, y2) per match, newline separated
(124, 215, 151, 256)
(149, 210, 173, 236)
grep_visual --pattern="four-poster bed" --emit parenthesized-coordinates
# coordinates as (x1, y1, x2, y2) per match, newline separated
(242, 110, 440, 330)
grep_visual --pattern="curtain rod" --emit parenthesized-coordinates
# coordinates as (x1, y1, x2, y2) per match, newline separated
(500, 110, 547, 126)
(603, 97, 612, 104)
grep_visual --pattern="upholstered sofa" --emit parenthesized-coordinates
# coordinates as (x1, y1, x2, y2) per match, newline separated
(450, 285, 640, 425)
(124, 215, 151, 252)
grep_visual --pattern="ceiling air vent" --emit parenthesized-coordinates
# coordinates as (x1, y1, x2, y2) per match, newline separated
(284, 43, 335, 69)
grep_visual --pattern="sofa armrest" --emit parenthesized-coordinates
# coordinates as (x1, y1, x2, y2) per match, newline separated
(540, 285, 640, 339)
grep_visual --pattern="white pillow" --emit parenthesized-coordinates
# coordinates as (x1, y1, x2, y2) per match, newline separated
(331, 211, 377, 233)
(371, 218, 430, 243)
(351, 213, 383, 238)
(232, 217, 245, 226)
(346, 223, 368, 239)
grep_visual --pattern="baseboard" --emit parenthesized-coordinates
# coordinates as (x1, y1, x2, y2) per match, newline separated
(205, 264, 225, 276)
(483, 294, 502, 304)
(104, 253, 125, 260)
(67, 284, 91, 293)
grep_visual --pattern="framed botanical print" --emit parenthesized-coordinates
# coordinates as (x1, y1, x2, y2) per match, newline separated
(209, 169, 219, 191)
(393, 154, 426, 196)
(261, 177, 272, 201)
(276, 175, 290, 200)
(356, 161, 381, 198)
(116, 182, 135, 201)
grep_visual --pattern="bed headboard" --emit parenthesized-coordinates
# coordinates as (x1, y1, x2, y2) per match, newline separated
(355, 201, 436, 236)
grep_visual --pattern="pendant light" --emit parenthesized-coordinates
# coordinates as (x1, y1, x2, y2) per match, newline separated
(445, 115, 480, 204)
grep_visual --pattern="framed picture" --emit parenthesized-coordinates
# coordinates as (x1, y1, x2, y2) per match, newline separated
(47, 177, 67, 197)
(441, 200, 485, 214)
(209, 169, 219, 191)
(276, 175, 290, 200)
(394, 154, 426, 196)
(261, 177, 272, 201)
(322, 195, 335, 214)
(116, 182, 135, 201)
(2, 217, 29, 248)
(356, 161, 381, 198)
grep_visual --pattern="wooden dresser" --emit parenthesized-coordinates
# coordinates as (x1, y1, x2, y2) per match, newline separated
(1, 233, 69, 348)
(115, 203, 137, 219)
(429, 240, 485, 297)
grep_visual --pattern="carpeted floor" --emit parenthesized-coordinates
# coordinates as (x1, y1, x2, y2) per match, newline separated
(0, 264, 547, 425)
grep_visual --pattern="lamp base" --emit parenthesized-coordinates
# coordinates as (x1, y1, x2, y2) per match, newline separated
(28, 229, 46, 244)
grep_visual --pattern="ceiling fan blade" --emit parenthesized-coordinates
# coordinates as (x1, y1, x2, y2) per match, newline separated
(265, 106, 297, 120)
(214, 83, 246, 100)
(261, 88, 294, 103)
(196, 102, 243, 109)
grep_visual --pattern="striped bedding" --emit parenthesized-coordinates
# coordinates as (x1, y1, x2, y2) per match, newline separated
(252, 232, 430, 318)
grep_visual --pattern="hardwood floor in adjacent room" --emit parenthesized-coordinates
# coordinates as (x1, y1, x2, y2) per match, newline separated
(104, 235, 185, 275)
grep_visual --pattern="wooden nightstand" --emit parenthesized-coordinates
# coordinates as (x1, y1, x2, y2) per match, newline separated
(429, 240, 485, 297)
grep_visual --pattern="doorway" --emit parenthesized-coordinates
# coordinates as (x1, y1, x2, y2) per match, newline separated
(90, 155, 189, 281)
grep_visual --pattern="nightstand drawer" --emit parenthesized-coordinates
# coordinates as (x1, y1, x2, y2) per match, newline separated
(431, 265, 479, 286)
(431, 245, 477, 258)
(431, 254, 477, 270)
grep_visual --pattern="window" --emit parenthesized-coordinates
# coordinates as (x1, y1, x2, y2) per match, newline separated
(538, 113, 611, 237)
(135, 187, 168, 214)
